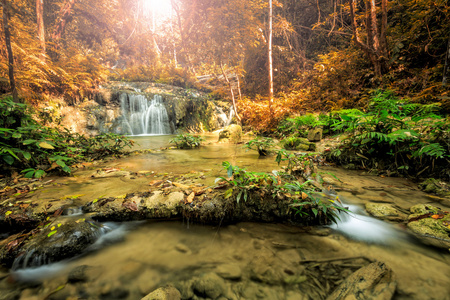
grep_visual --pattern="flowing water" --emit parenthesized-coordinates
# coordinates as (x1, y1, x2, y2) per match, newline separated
(1, 135, 450, 300)
(119, 93, 172, 135)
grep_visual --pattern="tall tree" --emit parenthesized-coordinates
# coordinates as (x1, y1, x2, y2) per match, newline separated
(350, 0, 389, 78)
(268, 0, 273, 117)
(1, 0, 19, 102)
(52, 0, 76, 41)
(36, 0, 45, 60)
(443, 36, 450, 86)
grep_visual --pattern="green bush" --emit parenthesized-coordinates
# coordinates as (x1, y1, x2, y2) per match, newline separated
(0, 97, 133, 178)
(169, 133, 204, 149)
(327, 90, 449, 178)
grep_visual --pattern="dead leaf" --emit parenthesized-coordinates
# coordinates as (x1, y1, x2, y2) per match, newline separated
(149, 180, 164, 186)
(19, 203, 30, 209)
(431, 214, 444, 219)
(186, 192, 195, 204)
(173, 182, 190, 190)
(301, 192, 308, 200)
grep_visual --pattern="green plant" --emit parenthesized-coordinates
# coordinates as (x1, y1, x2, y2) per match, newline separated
(243, 137, 275, 156)
(327, 90, 449, 178)
(1, 97, 134, 177)
(216, 161, 275, 203)
(169, 133, 204, 149)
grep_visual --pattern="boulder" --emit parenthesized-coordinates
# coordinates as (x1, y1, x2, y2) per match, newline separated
(365, 203, 405, 221)
(307, 128, 323, 142)
(218, 124, 242, 143)
(0, 219, 108, 268)
(192, 272, 227, 299)
(326, 262, 396, 300)
(281, 137, 316, 151)
(142, 285, 181, 300)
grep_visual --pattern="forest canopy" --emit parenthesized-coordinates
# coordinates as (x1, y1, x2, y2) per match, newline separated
(0, 0, 449, 129)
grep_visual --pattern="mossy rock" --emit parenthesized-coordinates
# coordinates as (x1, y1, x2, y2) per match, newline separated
(407, 204, 450, 250)
(218, 124, 242, 143)
(281, 137, 316, 151)
(365, 203, 404, 221)
(418, 178, 450, 197)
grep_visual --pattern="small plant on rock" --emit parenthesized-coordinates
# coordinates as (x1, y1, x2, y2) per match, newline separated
(169, 133, 204, 149)
(243, 137, 275, 156)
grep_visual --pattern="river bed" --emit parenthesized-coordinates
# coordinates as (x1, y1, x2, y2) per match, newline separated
(1, 134, 450, 300)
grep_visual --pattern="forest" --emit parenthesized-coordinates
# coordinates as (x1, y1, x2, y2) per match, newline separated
(1, 1, 450, 299)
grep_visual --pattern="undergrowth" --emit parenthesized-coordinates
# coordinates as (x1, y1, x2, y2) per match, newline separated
(0, 97, 133, 178)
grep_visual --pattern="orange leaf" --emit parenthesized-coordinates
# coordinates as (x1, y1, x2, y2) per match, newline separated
(431, 214, 444, 219)
(301, 192, 308, 200)
(186, 192, 195, 204)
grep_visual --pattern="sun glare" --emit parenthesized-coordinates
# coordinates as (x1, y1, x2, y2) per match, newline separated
(143, 0, 172, 21)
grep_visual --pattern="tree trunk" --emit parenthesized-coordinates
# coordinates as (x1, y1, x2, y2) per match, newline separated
(51, 0, 76, 41)
(443, 36, 450, 86)
(1, 0, 19, 102)
(268, 0, 274, 118)
(350, 0, 389, 78)
(220, 62, 241, 122)
(36, 0, 46, 61)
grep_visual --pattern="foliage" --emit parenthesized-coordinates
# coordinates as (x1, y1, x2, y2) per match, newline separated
(169, 133, 204, 149)
(0, 97, 133, 177)
(243, 137, 275, 156)
(327, 91, 449, 178)
(216, 156, 349, 224)
(277, 113, 326, 138)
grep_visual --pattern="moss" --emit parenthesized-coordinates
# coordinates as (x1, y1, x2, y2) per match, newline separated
(407, 218, 450, 240)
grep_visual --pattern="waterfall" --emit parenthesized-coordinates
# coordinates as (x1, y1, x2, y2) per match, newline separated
(120, 93, 172, 135)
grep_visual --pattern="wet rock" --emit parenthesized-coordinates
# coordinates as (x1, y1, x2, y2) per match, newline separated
(137, 269, 160, 295)
(419, 178, 450, 197)
(326, 262, 396, 300)
(0, 219, 108, 268)
(174, 243, 191, 254)
(100, 286, 129, 299)
(307, 128, 323, 142)
(192, 272, 227, 299)
(365, 203, 405, 221)
(218, 124, 242, 143)
(215, 263, 242, 280)
(68, 265, 89, 283)
(91, 170, 131, 178)
(234, 281, 284, 300)
(407, 219, 450, 250)
(407, 204, 450, 250)
(281, 137, 316, 151)
(142, 285, 181, 300)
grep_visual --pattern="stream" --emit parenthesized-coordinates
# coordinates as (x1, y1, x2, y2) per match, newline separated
(1, 134, 450, 300)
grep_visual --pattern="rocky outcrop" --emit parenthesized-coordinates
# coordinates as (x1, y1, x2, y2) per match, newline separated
(58, 82, 230, 136)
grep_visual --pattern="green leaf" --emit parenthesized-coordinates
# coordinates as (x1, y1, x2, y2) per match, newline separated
(12, 133, 22, 139)
(24, 170, 35, 178)
(23, 152, 31, 160)
(2, 155, 14, 165)
(35, 170, 46, 178)
(312, 208, 318, 217)
(47, 230, 57, 237)
(22, 139, 37, 145)
(237, 190, 243, 203)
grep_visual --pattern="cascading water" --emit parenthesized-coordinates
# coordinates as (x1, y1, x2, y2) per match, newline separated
(120, 93, 172, 135)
